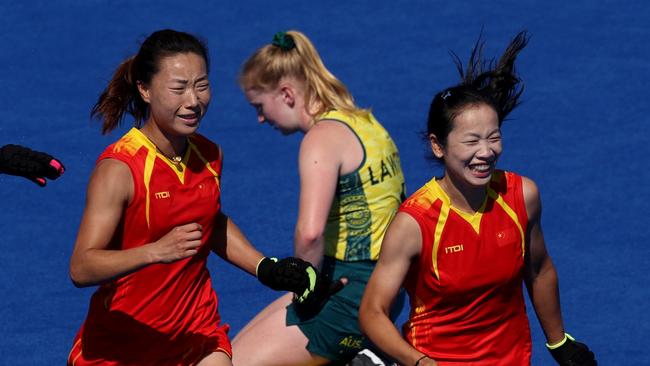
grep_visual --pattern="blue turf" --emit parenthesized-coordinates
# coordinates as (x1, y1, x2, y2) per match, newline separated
(1, 0, 648, 364)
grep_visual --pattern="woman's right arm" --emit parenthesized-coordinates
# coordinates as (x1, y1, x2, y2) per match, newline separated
(69, 159, 202, 287)
(359, 212, 437, 366)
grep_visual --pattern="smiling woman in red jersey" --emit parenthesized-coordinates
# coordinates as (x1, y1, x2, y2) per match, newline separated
(359, 31, 597, 366)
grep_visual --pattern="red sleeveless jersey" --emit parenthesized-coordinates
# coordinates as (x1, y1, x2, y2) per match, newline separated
(400, 171, 532, 365)
(69, 128, 231, 365)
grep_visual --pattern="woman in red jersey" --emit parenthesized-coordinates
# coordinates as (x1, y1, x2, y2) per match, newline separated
(68, 29, 318, 366)
(359, 32, 596, 366)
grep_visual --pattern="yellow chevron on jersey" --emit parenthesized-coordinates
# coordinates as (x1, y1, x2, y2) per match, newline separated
(106, 128, 220, 227)
(319, 110, 406, 261)
(402, 174, 526, 279)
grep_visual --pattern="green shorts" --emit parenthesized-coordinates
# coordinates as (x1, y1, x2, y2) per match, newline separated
(286, 257, 404, 362)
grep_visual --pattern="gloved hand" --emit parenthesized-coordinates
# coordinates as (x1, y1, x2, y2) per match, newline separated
(547, 333, 597, 366)
(292, 267, 346, 319)
(0, 144, 65, 186)
(256, 257, 317, 300)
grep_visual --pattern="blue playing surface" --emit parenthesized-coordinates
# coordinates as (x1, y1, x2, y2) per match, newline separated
(1, 0, 648, 364)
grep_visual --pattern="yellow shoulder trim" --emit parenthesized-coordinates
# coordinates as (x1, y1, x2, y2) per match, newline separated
(432, 203, 449, 280)
(121, 128, 158, 228)
(143, 148, 156, 228)
(129, 128, 188, 184)
(428, 179, 485, 234)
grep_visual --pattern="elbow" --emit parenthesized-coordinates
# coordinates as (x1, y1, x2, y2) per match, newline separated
(70, 274, 88, 288)
(69, 261, 92, 288)
(69, 270, 87, 288)
(527, 255, 558, 283)
(359, 306, 380, 340)
(294, 224, 326, 265)
(295, 226, 324, 247)
(71, 280, 89, 289)
(358, 296, 376, 335)
(294, 230, 324, 261)
(359, 288, 392, 337)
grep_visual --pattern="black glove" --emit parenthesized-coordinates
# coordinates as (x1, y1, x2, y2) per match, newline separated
(256, 257, 317, 300)
(292, 267, 346, 319)
(0, 144, 65, 186)
(547, 333, 597, 366)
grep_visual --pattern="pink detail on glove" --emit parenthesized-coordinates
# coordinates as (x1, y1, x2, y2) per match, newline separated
(49, 159, 64, 175)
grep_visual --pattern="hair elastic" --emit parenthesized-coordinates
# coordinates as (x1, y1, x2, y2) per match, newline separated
(272, 31, 296, 51)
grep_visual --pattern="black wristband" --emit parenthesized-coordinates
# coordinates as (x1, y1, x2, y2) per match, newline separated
(414, 355, 429, 366)
(256, 257, 277, 288)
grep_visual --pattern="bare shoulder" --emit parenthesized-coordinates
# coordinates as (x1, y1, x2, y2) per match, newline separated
(301, 119, 362, 175)
(380, 211, 423, 261)
(92, 158, 132, 182)
(302, 119, 356, 150)
(87, 158, 133, 204)
(520, 175, 542, 221)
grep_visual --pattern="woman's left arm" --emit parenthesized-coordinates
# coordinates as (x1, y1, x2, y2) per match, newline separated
(208, 148, 322, 299)
(294, 122, 348, 268)
(522, 176, 566, 345)
(210, 211, 264, 275)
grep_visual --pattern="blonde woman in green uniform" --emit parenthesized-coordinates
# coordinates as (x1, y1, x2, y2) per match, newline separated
(231, 30, 406, 366)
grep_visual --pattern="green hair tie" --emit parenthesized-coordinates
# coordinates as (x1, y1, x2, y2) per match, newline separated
(272, 31, 296, 51)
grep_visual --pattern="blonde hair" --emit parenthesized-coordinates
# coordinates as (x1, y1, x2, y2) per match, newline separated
(239, 30, 368, 118)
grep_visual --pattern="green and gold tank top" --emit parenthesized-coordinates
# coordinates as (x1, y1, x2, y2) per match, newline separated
(320, 110, 406, 261)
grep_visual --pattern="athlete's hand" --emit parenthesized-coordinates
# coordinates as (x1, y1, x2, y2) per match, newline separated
(293, 270, 346, 319)
(0, 144, 65, 186)
(149, 223, 203, 263)
(257, 257, 317, 296)
(547, 334, 596, 366)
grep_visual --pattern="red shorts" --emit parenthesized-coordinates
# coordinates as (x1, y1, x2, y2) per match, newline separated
(67, 322, 232, 366)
